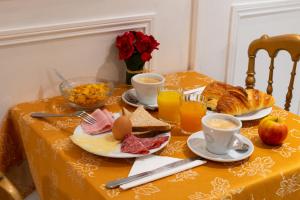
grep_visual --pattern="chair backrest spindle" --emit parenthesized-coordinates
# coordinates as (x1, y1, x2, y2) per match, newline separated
(267, 56, 275, 95)
(245, 56, 256, 89)
(245, 34, 300, 111)
(285, 61, 298, 111)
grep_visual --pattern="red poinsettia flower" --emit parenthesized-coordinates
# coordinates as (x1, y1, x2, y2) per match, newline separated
(116, 32, 135, 60)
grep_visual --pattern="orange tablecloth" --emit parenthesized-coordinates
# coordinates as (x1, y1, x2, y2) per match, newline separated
(7, 71, 300, 199)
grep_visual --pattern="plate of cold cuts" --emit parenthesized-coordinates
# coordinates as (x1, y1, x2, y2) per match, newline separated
(70, 126, 170, 158)
(70, 108, 170, 158)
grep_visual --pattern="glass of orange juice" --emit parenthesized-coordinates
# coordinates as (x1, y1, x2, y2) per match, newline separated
(157, 86, 182, 124)
(180, 94, 207, 134)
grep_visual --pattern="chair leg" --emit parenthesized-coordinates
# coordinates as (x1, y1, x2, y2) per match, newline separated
(0, 173, 23, 200)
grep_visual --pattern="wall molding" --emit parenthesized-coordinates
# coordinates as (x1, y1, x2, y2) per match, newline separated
(0, 13, 155, 46)
(0, 13, 155, 70)
(226, 0, 300, 83)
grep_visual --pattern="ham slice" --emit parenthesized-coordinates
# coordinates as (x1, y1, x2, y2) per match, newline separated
(121, 134, 169, 154)
(81, 109, 114, 135)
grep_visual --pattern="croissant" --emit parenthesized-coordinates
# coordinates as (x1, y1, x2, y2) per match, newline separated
(216, 89, 275, 115)
(201, 81, 275, 116)
(201, 81, 238, 110)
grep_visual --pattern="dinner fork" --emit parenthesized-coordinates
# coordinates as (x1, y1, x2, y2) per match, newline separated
(30, 111, 97, 124)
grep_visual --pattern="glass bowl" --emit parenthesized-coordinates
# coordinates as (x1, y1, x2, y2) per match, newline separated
(59, 77, 114, 110)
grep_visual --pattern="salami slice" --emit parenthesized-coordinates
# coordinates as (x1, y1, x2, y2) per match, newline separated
(140, 136, 169, 150)
(121, 134, 169, 154)
(121, 134, 149, 154)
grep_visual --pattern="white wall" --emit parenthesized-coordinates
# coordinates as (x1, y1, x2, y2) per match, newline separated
(194, 0, 300, 114)
(0, 0, 192, 120)
(1, 0, 299, 120)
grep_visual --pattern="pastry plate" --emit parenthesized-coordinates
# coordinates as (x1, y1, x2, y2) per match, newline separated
(121, 88, 158, 108)
(187, 131, 254, 162)
(70, 125, 170, 158)
(190, 87, 272, 121)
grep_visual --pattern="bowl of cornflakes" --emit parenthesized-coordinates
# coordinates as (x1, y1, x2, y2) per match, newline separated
(59, 77, 114, 110)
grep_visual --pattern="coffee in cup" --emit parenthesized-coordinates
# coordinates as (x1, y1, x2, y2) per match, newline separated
(201, 114, 242, 154)
(136, 77, 161, 84)
(205, 118, 238, 129)
(131, 73, 165, 105)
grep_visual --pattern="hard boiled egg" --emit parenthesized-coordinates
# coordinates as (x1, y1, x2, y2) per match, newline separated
(112, 116, 132, 140)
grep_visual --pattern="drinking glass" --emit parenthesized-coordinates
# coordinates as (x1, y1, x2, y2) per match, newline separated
(157, 86, 182, 124)
(180, 94, 207, 134)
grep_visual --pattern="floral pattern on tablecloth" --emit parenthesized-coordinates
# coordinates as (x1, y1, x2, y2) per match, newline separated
(270, 107, 289, 120)
(188, 177, 244, 200)
(160, 140, 186, 156)
(272, 143, 300, 158)
(276, 172, 300, 198)
(67, 152, 102, 178)
(52, 137, 74, 159)
(100, 184, 121, 198)
(133, 183, 160, 200)
(228, 156, 275, 177)
(168, 170, 199, 182)
(290, 128, 300, 139)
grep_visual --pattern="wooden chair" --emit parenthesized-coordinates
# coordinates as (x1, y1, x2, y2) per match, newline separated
(245, 34, 300, 111)
(0, 171, 23, 200)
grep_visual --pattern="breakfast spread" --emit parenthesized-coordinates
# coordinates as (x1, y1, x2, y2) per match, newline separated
(201, 81, 275, 115)
(75, 75, 272, 158)
(68, 83, 109, 107)
(81, 109, 114, 135)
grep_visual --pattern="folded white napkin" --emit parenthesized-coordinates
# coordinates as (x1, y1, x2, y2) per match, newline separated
(120, 155, 206, 190)
(183, 87, 205, 95)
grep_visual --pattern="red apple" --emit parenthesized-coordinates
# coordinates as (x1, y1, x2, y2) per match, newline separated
(258, 116, 288, 145)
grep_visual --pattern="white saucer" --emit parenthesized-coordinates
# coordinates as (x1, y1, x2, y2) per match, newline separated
(121, 88, 158, 108)
(187, 131, 254, 162)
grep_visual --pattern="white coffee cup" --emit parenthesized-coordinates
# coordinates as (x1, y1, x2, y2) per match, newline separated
(131, 73, 165, 105)
(201, 113, 242, 155)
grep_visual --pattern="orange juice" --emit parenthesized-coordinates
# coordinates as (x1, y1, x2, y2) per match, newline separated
(180, 101, 206, 133)
(157, 90, 181, 123)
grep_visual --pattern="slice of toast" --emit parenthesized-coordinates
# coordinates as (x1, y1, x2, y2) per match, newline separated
(129, 106, 171, 133)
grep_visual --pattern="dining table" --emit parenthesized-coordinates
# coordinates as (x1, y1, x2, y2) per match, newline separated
(3, 71, 300, 200)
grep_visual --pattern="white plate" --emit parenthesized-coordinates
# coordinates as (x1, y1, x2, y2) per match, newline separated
(187, 131, 254, 162)
(121, 88, 158, 108)
(70, 125, 170, 158)
(188, 86, 272, 121)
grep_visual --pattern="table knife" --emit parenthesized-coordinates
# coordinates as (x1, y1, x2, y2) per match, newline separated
(105, 157, 203, 189)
